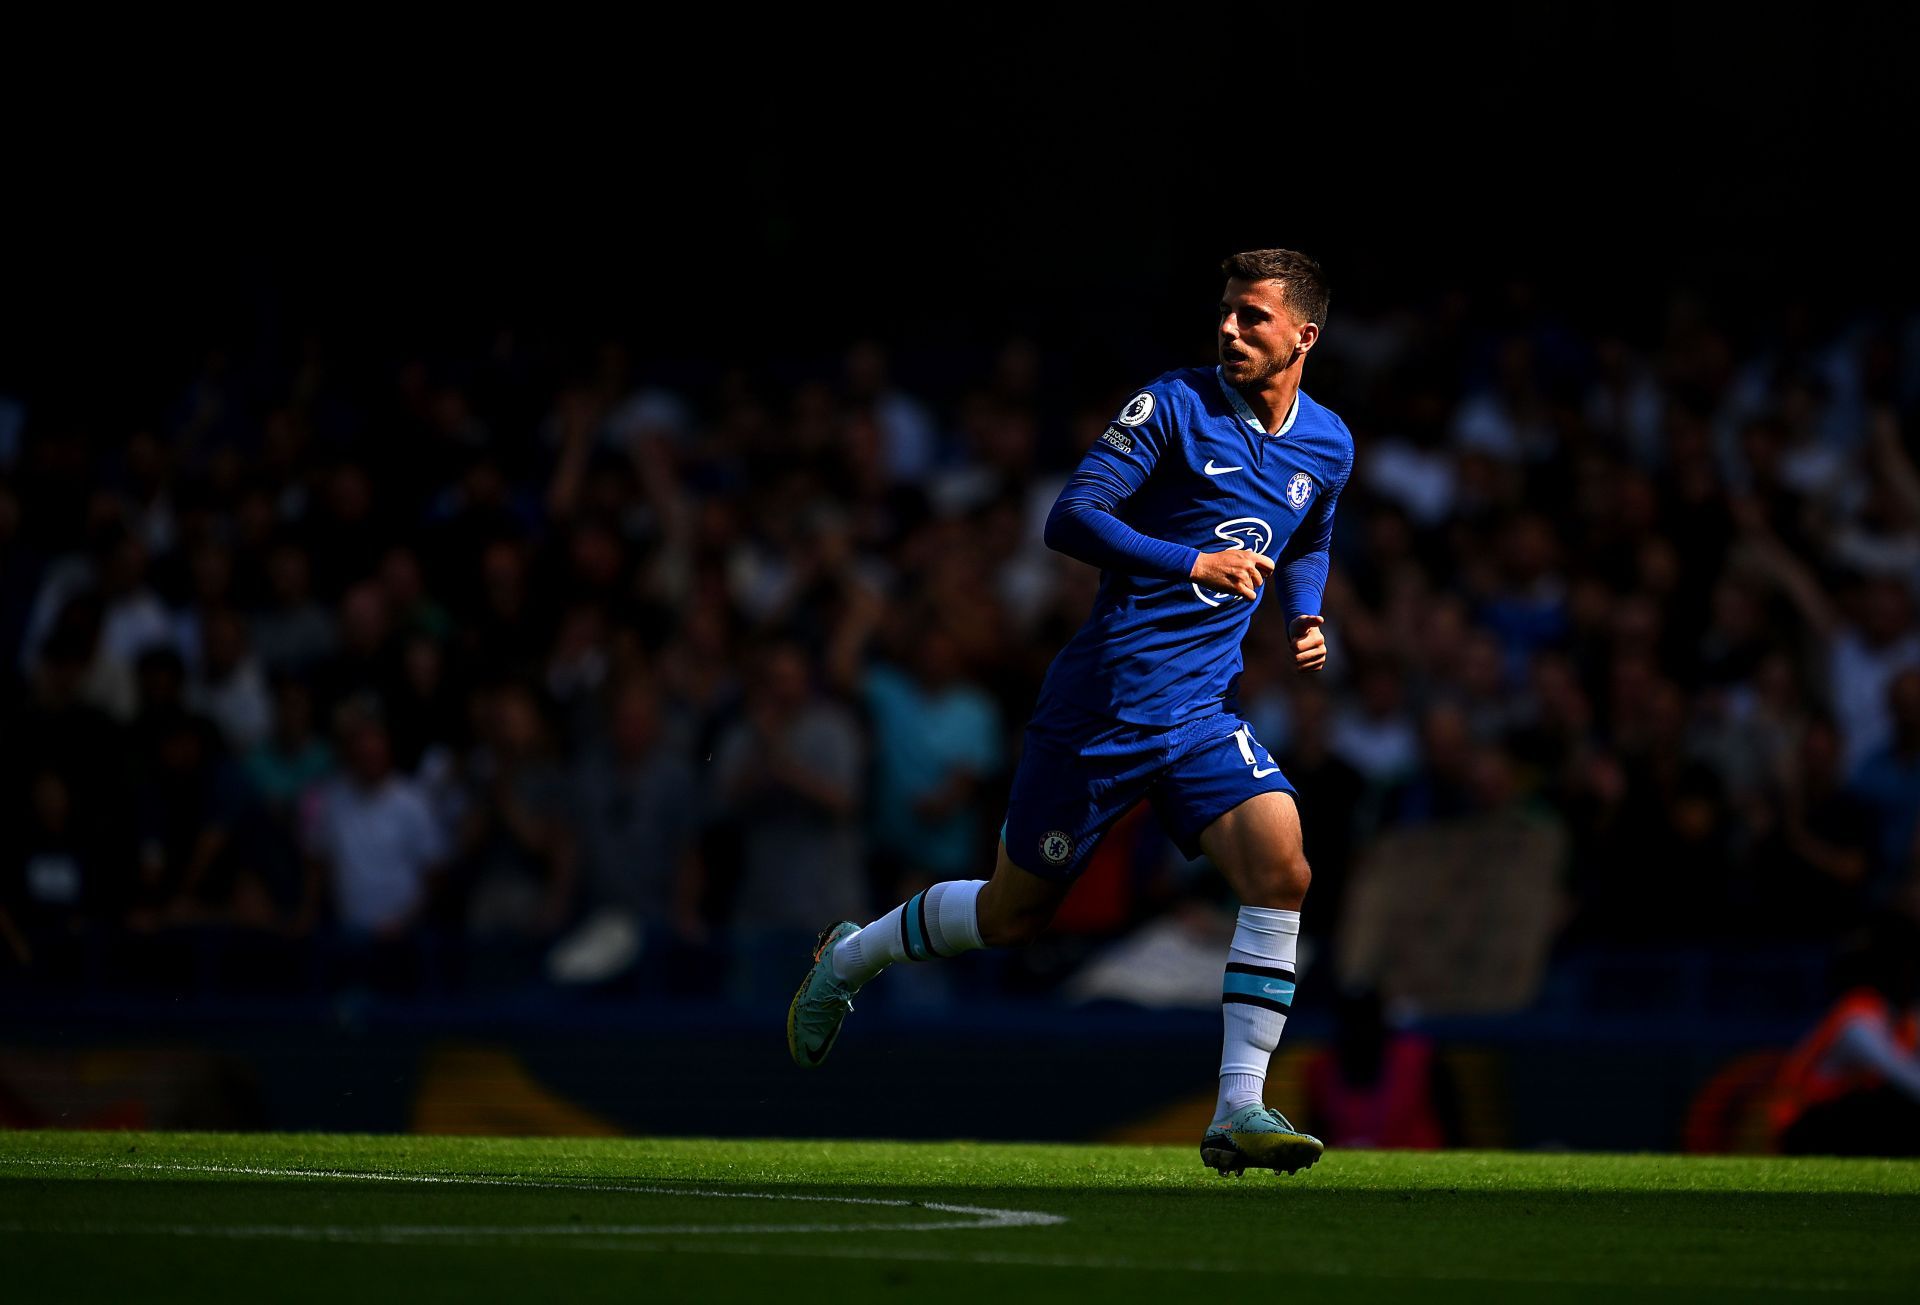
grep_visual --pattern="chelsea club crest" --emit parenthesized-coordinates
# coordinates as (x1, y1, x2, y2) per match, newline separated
(1286, 470, 1315, 509)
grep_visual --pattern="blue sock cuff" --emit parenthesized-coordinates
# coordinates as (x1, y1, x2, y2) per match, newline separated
(900, 889, 942, 961)
(1222, 962, 1295, 1013)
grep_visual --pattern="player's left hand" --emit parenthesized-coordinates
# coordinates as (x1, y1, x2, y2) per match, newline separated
(1288, 615, 1327, 673)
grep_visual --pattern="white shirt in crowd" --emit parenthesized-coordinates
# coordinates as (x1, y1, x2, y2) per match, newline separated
(1831, 629, 1920, 775)
(187, 660, 273, 752)
(304, 775, 447, 934)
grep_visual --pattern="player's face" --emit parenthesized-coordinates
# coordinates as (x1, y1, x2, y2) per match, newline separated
(1218, 277, 1312, 386)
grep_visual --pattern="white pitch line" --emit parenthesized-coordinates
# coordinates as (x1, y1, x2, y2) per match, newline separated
(0, 1156, 1065, 1236)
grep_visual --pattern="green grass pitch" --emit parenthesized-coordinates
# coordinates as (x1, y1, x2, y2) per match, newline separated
(2, 1132, 1917, 1302)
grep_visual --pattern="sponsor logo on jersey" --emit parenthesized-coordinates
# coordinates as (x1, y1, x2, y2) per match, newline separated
(1040, 830, 1074, 866)
(1286, 470, 1315, 509)
(1100, 425, 1135, 454)
(1116, 392, 1155, 426)
(1193, 516, 1273, 608)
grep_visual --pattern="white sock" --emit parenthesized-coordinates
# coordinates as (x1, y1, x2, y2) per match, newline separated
(829, 879, 987, 988)
(1213, 906, 1300, 1126)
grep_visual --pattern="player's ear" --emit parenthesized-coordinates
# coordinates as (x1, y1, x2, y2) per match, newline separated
(1296, 320, 1320, 355)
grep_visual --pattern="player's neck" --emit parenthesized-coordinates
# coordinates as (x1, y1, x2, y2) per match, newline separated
(1241, 368, 1303, 434)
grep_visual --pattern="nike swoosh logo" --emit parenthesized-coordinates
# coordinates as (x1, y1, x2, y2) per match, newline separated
(796, 1021, 840, 1066)
(1262, 983, 1290, 995)
(1251, 765, 1279, 778)
(1203, 460, 1243, 476)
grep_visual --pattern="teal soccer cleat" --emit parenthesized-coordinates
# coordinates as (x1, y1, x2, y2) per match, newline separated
(1201, 1104, 1325, 1176)
(787, 921, 860, 1068)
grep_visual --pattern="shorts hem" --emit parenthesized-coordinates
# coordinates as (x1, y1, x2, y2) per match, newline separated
(1166, 776, 1298, 861)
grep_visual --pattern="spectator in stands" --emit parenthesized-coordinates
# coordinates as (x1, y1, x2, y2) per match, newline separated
(301, 703, 446, 938)
(242, 675, 335, 814)
(1384, 704, 1480, 826)
(1747, 718, 1875, 935)
(462, 539, 551, 682)
(711, 643, 866, 932)
(1831, 408, 1920, 586)
(0, 770, 104, 969)
(874, 625, 999, 878)
(127, 697, 255, 929)
(1475, 513, 1570, 680)
(454, 683, 576, 942)
(543, 602, 616, 751)
(6, 622, 133, 876)
(92, 519, 175, 672)
(1740, 506, 1920, 774)
(1850, 669, 1920, 892)
(0, 479, 40, 702)
(314, 581, 404, 721)
(424, 453, 537, 617)
(376, 546, 453, 644)
(1693, 575, 1774, 692)
(834, 599, 1000, 890)
(251, 541, 337, 677)
(1331, 658, 1420, 787)
(186, 607, 272, 752)
(567, 676, 701, 945)
(1505, 651, 1595, 787)
(1275, 685, 1365, 948)
(166, 538, 235, 666)
(306, 462, 386, 600)
(844, 340, 940, 486)
(385, 631, 465, 776)
(19, 525, 154, 719)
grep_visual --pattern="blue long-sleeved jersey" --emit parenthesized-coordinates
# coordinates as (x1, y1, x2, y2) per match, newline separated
(1038, 366, 1354, 726)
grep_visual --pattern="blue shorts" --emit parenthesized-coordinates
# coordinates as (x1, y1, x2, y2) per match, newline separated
(1001, 697, 1296, 880)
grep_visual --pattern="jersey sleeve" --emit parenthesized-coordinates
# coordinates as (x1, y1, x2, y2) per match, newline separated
(1276, 438, 1354, 625)
(1042, 387, 1200, 581)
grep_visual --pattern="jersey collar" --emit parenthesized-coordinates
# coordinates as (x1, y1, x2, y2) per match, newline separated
(1215, 366, 1301, 437)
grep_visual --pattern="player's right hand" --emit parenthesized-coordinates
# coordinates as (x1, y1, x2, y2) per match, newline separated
(1190, 548, 1273, 601)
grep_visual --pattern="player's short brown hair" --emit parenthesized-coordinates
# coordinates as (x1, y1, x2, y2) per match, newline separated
(1220, 248, 1329, 327)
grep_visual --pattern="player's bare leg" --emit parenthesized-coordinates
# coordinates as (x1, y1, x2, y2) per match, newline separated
(789, 841, 1067, 1068)
(975, 843, 1073, 946)
(1200, 789, 1310, 909)
(1195, 790, 1323, 1175)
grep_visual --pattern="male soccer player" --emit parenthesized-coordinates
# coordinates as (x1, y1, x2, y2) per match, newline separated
(789, 248, 1353, 1176)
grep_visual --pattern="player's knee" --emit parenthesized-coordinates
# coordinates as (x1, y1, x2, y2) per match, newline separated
(1251, 853, 1310, 908)
(1284, 855, 1312, 904)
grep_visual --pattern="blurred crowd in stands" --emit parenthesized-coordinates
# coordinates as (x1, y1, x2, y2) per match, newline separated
(3, 285, 1919, 1000)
